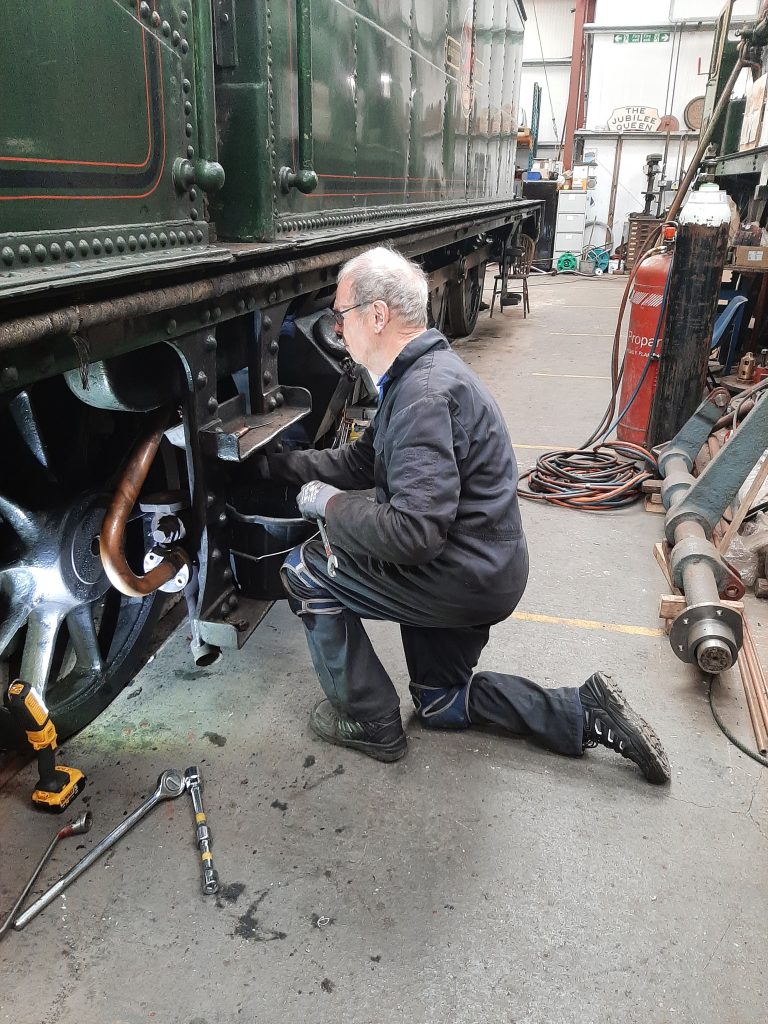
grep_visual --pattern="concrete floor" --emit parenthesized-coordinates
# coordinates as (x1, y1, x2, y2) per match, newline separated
(2, 274, 767, 1024)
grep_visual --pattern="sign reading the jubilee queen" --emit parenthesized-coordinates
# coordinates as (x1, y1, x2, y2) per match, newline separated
(607, 106, 663, 132)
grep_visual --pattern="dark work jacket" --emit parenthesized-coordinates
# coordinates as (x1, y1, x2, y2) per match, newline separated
(269, 329, 529, 622)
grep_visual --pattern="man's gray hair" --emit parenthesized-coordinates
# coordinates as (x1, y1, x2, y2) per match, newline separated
(338, 246, 429, 329)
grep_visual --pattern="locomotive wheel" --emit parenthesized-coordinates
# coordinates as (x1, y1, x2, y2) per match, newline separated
(446, 262, 487, 339)
(0, 388, 164, 748)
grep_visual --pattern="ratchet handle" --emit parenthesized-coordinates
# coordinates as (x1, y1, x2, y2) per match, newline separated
(13, 770, 185, 931)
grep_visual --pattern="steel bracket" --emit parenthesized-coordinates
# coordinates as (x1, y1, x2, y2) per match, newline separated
(167, 330, 245, 650)
(213, 0, 238, 67)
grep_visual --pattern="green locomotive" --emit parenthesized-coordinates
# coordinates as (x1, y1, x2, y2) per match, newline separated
(0, 0, 539, 742)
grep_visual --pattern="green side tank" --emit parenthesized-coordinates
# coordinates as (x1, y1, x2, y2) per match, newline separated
(0, 0, 526, 290)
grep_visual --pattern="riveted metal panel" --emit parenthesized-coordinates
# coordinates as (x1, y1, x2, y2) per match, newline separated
(353, 1, 412, 194)
(0, 0, 528, 266)
(0, 0, 212, 276)
(248, 0, 525, 240)
(210, 0, 274, 241)
(411, 1, 450, 202)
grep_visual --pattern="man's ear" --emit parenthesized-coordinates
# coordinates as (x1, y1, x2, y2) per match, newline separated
(372, 300, 389, 334)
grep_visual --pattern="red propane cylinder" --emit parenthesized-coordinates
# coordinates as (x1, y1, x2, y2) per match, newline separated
(616, 249, 673, 445)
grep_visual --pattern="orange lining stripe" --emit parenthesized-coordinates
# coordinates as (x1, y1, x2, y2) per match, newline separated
(0, 0, 153, 170)
(0, 2, 166, 203)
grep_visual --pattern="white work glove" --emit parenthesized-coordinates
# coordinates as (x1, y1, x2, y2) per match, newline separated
(297, 480, 343, 520)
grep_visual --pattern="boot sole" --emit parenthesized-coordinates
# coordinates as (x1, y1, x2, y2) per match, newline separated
(590, 673, 671, 784)
(309, 716, 407, 763)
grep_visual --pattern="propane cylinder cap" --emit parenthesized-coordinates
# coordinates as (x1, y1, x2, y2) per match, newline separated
(662, 223, 677, 242)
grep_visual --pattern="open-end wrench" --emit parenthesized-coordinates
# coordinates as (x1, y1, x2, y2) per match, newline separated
(184, 766, 219, 895)
(13, 769, 186, 931)
(316, 519, 338, 578)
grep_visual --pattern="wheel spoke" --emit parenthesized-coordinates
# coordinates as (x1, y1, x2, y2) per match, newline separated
(0, 603, 29, 660)
(0, 494, 39, 545)
(19, 606, 64, 697)
(9, 390, 51, 472)
(0, 566, 33, 658)
(65, 603, 104, 676)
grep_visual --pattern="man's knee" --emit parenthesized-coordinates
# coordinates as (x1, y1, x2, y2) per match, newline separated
(281, 543, 342, 618)
(410, 683, 471, 729)
(281, 543, 325, 599)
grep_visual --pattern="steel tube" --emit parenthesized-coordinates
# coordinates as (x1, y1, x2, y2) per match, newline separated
(279, 0, 318, 193)
(100, 415, 190, 598)
(680, 555, 722, 607)
(562, 0, 589, 170)
(296, 0, 315, 177)
(714, 401, 755, 430)
(0, 813, 92, 941)
(189, 0, 225, 193)
(666, 42, 749, 223)
(606, 136, 623, 232)
(737, 648, 768, 753)
(742, 621, 768, 738)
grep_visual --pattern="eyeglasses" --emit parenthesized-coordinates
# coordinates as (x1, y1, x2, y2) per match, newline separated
(331, 301, 368, 327)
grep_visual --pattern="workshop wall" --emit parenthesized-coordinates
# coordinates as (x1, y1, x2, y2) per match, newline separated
(520, 0, 574, 155)
(578, 1, 728, 250)
(584, 31, 715, 131)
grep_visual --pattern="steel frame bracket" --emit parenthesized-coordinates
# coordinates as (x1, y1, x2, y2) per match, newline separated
(213, 0, 238, 67)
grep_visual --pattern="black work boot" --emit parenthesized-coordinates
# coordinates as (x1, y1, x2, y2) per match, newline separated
(580, 672, 671, 784)
(309, 699, 407, 762)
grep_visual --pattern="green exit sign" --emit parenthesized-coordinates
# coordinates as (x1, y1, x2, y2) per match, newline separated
(613, 32, 671, 43)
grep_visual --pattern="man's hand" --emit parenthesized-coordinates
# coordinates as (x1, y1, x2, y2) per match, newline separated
(297, 480, 343, 520)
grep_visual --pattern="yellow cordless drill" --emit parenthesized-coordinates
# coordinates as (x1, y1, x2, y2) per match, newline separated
(6, 680, 85, 812)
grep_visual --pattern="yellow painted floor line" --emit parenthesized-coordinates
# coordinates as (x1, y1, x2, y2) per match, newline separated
(511, 610, 663, 638)
(512, 443, 569, 450)
(530, 372, 609, 380)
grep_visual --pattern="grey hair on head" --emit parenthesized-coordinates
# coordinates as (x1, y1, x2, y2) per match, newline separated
(338, 246, 429, 329)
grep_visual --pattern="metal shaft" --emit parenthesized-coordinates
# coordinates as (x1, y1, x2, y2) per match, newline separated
(13, 770, 186, 931)
(0, 812, 92, 941)
(184, 766, 219, 895)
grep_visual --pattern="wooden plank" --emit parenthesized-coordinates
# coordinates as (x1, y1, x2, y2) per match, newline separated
(644, 496, 666, 514)
(653, 541, 679, 593)
(658, 594, 744, 621)
(719, 455, 768, 554)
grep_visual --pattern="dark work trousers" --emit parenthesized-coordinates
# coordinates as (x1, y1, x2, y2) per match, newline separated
(281, 538, 584, 758)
